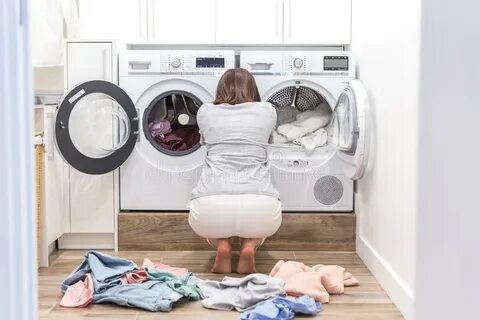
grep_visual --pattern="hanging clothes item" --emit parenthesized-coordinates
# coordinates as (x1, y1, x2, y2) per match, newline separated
(239, 295, 322, 320)
(61, 251, 137, 294)
(269, 260, 358, 304)
(31, 0, 79, 66)
(198, 274, 285, 312)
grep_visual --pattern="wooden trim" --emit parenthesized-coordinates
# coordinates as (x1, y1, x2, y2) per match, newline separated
(118, 212, 355, 251)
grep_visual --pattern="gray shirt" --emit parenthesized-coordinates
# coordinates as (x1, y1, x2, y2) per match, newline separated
(191, 102, 279, 199)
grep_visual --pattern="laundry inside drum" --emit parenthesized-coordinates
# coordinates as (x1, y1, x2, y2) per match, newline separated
(143, 92, 202, 156)
(268, 85, 333, 152)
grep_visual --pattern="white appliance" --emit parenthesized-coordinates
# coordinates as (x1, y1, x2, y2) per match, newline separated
(54, 50, 235, 211)
(241, 50, 370, 212)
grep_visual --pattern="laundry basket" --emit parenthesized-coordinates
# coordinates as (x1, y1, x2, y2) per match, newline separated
(34, 132, 44, 268)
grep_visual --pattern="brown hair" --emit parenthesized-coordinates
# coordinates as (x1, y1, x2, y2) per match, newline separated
(213, 68, 261, 105)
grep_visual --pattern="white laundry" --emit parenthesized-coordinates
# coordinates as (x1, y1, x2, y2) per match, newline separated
(31, 0, 79, 66)
(270, 131, 289, 144)
(276, 109, 331, 141)
(293, 128, 328, 155)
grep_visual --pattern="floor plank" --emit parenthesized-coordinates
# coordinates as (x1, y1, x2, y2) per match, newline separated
(38, 250, 403, 319)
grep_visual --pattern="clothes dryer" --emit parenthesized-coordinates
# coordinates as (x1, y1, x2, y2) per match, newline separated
(240, 50, 370, 211)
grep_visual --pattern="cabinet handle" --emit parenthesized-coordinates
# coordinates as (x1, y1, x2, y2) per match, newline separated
(139, 0, 146, 40)
(102, 49, 107, 80)
(276, 0, 282, 41)
(285, 0, 292, 41)
(151, 0, 156, 40)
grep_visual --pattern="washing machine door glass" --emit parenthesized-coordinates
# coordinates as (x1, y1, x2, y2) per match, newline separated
(329, 80, 370, 180)
(55, 80, 138, 175)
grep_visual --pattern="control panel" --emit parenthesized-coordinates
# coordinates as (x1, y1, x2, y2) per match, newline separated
(120, 50, 235, 76)
(240, 51, 355, 78)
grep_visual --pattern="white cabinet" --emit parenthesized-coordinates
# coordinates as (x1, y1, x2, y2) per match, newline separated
(66, 42, 113, 85)
(77, 0, 147, 44)
(284, 0, 351, 45)
(148, 0, 215, 44)
(64, 41, 117, 235)
(216, 0, 283, 44)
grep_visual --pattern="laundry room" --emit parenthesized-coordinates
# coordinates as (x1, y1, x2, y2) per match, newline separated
(1, 0, 479, 319)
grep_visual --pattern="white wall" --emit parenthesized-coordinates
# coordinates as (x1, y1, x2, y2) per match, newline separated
(415, 0, 480, 318)
(351, 1, 421, 318)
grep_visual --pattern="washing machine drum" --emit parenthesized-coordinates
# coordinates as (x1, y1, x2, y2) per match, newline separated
(267, 85, 332, 126)
(143, 91, 202, 156)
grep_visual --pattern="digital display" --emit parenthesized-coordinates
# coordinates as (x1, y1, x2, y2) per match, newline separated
(324, 56, 349, 71)
(196, 57, 225, 68)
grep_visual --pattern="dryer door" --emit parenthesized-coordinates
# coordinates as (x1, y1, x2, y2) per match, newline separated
(329, 80, 370, 180)
(55, 80, 139, 175)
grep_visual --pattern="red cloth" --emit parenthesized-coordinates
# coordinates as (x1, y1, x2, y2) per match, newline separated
(155, 126, 200, 151)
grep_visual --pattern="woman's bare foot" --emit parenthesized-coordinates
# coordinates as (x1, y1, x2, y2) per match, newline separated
(211, 239, 232, 274)
(237, 239, 257, 274)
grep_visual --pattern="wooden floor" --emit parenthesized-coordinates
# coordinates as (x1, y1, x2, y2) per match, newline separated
(38, 250, 404, 320)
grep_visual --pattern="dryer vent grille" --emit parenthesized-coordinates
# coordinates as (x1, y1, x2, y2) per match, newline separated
(313, 176, 343, 205)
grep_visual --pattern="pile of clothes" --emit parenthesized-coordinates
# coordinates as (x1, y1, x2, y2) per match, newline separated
(270, 108, 331, 155)
(148, 119, 200, 152)
(60, 251, 358, 319)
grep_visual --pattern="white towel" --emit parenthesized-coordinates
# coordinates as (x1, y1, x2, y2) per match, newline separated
(277, 109, 331, 141)
(293, 128, 328, 155)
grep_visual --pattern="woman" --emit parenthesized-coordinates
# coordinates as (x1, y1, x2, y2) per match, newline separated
(189, 68, 282, 274)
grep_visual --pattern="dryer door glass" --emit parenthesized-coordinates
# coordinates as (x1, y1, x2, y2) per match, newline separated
(55, 80, 139, 175)
(330, 80, 370, 180)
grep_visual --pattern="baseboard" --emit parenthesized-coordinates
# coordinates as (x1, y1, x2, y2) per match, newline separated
(58, 233, 115, 250)
(357, 235, 414, 320)
(118, 212, 356, 251)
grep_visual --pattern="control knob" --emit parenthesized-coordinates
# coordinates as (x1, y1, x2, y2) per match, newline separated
(171, 58, 182, 69)
(293, 58, 304, 69)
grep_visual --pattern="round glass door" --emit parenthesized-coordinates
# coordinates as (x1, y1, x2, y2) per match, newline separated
(69, 92, 130, 158)
(56, 80, 138, 175)
(331, 89, 358, 154)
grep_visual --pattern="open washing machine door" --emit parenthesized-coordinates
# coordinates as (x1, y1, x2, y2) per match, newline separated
(329, 80, 370, 180)
(55, 80, 139, 175)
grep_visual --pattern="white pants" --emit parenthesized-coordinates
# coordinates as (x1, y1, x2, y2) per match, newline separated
(189, 194, 282, 239)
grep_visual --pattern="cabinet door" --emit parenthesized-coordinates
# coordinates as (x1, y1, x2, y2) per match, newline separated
(67, 42, 113, 87)
(77, 0, 147, 44)
(284, 0, 351, 45)
(44, 107, 69, 243)
(149, 0, 215, 44)
(65, 42, 117, 234)
(216, 0, 283, 44)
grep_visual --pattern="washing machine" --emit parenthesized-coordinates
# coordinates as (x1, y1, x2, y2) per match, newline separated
(240, 50, 370, 212)
(54, 50, 235, 211)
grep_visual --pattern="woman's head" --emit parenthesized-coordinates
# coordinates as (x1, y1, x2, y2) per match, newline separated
(213, 68, 261, 105)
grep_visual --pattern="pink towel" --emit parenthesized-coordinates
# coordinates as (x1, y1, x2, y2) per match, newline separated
(121, 259, 189, 285)
(269, 260, 359, 303)
(60, 273, 94, 308)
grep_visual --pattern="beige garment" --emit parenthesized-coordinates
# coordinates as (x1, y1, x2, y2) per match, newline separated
(269, 260, 359, 303)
